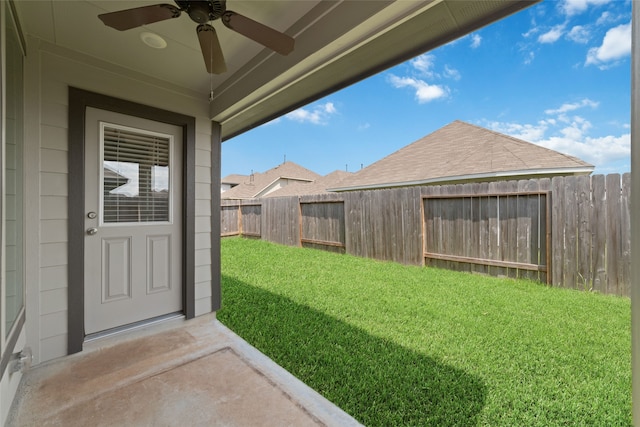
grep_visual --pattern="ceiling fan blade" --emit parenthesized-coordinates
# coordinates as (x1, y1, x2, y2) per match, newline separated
(222, 11, 294, 55)
(197, 24, 227, 74)
(99, 4, 181, 31)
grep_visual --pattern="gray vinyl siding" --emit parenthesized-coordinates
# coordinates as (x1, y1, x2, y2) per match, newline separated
(195, 130, 213, 315)
(25, 38, 214, 364)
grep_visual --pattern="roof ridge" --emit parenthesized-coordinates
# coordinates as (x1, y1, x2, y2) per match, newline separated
(459, 120, 593, 167)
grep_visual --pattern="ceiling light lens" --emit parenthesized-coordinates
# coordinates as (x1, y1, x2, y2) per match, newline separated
(140, 32, 167, 49)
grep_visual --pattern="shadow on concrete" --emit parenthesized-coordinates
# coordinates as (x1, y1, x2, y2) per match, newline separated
(219, 275, 486, 427)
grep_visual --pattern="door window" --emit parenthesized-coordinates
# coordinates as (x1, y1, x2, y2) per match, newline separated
(100, 123, 172, 225)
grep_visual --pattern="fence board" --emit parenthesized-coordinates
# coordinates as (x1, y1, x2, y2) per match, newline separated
(621, 173, 631, 295)
(240, 203, 261, 237)
(220, 205, 240, 236)
(300, 200, 345, 250)
(576, 176, 592, 290)
(591, 175, 607, 292)
(551, 177, 565, 287)
(606, 174, 622, 294)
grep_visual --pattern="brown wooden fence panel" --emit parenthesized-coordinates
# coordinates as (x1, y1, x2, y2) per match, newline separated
(422, 184, 549, 282)
(221, 174, 630, 296)
(300, 197, 345, 253)
(220, 204, 240, 236)
(550, 173, 630, 295)
(240, 202, 262, 237)
(344, 187, 422, 265)
(261, 197, 299, 246)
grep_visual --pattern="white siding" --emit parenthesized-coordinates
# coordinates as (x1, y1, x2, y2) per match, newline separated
(24, 39, 214, 364)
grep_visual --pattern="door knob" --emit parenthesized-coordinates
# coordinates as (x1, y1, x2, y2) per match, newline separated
(86, 227, 98, 236)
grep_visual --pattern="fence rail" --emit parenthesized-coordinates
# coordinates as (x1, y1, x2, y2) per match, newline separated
(221, 174, 631, 296)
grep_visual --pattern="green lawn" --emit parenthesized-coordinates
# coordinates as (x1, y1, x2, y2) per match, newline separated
(218, 237, 631, 426)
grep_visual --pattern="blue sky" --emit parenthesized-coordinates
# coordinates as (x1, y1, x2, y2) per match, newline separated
(221, 0, 632, 178)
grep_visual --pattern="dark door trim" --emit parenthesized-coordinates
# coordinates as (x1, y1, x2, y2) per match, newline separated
(68, 87, 196, 354)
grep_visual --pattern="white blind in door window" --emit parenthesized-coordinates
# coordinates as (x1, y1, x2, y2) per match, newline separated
(102, 125, 171, 223)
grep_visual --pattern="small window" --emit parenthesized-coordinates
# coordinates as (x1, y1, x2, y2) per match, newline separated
(101, 123, 172, 224)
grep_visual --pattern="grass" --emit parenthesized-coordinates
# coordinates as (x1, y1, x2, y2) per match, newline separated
(218, 237, 631, 426)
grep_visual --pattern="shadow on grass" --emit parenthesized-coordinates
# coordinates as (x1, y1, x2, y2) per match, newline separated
(219, 275, 486, 426)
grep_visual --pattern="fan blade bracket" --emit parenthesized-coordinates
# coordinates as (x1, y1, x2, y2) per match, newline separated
(222, 11, 294, 56)
(99, 4, 181, 31)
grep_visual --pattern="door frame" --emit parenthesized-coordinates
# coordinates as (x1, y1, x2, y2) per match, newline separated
(68, 87, 196, 354)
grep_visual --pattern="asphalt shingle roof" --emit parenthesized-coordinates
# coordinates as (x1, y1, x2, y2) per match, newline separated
(221, 174, 248, 185)
(331, 120, 594, 191)
(264, 170, 353, 198)
(221, 161, 321, 199)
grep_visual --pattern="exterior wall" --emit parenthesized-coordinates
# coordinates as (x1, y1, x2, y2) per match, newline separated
(24, 38, 215, 365)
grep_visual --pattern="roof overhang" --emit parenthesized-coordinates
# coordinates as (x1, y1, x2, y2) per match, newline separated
(214, 0, 540, 141)
(328, 167, 596, 192)
(15, 1, 540, 141)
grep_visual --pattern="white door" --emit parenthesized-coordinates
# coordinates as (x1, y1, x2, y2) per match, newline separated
(84, 107, 183, 335)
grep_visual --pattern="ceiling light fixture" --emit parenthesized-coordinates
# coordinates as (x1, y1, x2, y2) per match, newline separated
(140, 32, 167, 49)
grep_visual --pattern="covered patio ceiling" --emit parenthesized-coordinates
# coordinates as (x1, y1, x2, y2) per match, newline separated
(15, 0, 538, 140)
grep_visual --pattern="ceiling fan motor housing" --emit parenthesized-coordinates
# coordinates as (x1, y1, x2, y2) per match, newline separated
(175, 0, 226, 24)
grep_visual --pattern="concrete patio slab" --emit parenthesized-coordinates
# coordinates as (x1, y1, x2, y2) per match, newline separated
(7, 314, 362, 426)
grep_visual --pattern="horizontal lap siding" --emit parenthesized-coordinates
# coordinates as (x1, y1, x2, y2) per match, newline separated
(194, 129, 212, 316)
(28, 46, 213, 364)
(37, 93, 70, 361)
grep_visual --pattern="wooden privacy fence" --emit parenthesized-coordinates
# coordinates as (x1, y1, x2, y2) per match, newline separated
(221, 173, 631, 296)
(423, 190, 550, 284)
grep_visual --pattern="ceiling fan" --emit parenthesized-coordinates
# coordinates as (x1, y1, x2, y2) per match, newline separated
(98, 0, 295, 74)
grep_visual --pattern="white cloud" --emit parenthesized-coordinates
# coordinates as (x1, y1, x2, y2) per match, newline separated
(484, 97, 629, 168)
(285, 102, 337, 125)
(586, 22, 631, 67)
(485, 120, 550, 142)
(561, 0, 612, 17)
(388, 75, 448, 103)
(524, 51, 535, 65)
(596, 11, 614, 26)
(538, 133, 629, 166)
(443, 65, 461, 81)
(538, 25, 565, 43)
(544, 98, 599, 115)
(410, 53, 437, 77)
(567, 25, 590, 43)
(470, 34, 482, 48)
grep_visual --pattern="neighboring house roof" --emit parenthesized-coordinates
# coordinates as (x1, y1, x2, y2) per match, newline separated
(330, 120, 594, 191)
(221, 174, 249, 185)
(221, 161, 321, 199)
(265, 170, 354, 198)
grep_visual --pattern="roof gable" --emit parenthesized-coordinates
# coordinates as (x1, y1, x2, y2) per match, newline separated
(221, 161, 321, 199)
(265, 170, 353, 198)
(331, 120, 594, 191)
